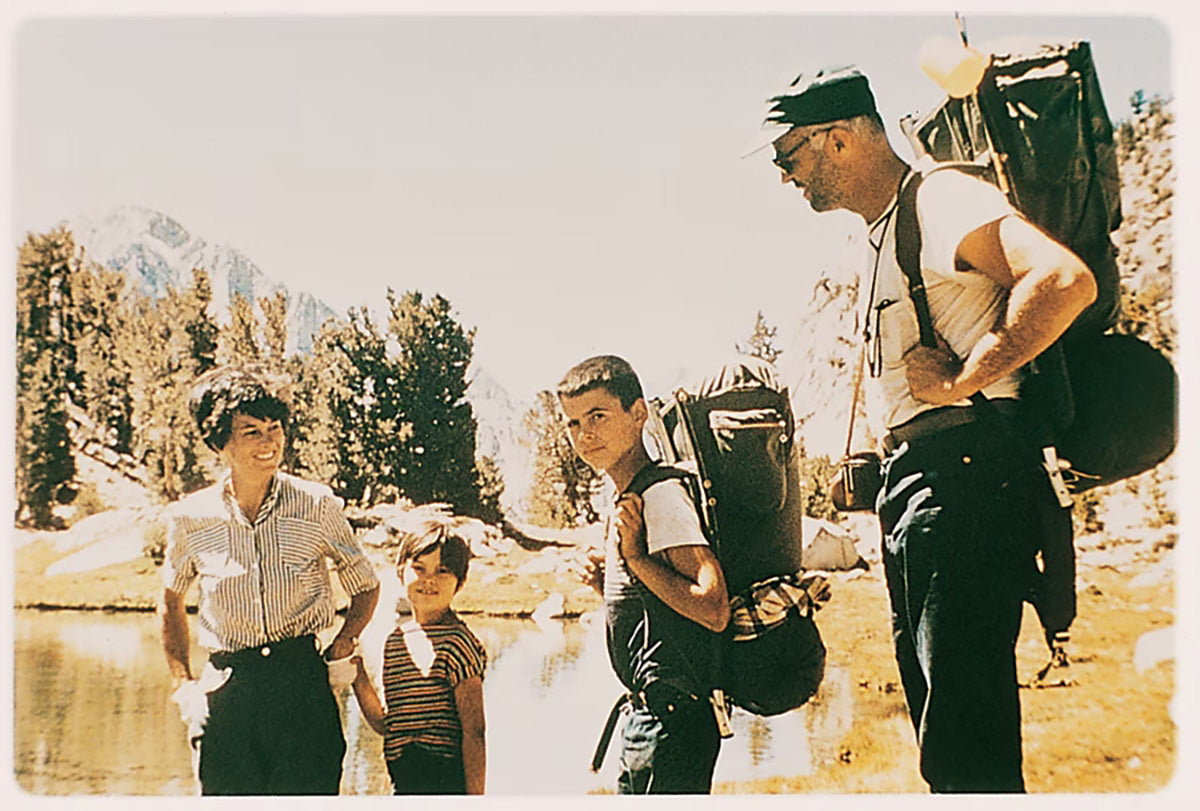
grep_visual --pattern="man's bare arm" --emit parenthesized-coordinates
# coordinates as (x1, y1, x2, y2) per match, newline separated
(905, 213, 1097, 405)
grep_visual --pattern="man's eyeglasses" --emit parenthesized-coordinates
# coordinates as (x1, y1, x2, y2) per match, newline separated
(772, 125, 836, 175)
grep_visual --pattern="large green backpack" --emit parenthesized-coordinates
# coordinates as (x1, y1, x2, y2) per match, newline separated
(642, 356, 826, 717)
(897, 39, 1177, 493)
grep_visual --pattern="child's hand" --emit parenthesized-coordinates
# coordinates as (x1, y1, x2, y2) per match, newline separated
(615, 493, 647, 564)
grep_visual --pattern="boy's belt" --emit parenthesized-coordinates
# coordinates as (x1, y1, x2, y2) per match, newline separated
(589, 683, 704, 772)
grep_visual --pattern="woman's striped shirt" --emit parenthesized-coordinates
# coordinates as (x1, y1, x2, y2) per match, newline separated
(162, 470, 379, 652)
(381, 616, 486, 761)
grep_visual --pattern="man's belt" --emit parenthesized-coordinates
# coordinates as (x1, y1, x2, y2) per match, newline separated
(209, 634, 319, 670)
(884, 405, 981, 454)
(883, 399, 1022, 454)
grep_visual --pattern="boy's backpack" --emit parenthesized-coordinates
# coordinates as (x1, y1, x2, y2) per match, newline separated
(638, 355, 827, 717)
(897, 39, 1178, 493)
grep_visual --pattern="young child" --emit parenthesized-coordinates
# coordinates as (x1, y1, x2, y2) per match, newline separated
(556, 355, 730, 794)
(351, 515, 487, 795)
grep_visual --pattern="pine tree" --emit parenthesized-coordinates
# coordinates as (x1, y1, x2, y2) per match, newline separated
(386, 289, 500, 521)
(183, 268, 219, 375)
(289, 330, 341, 487)
(313, 290, 503, 521)
(71, 260, 136, 454)
(17, 356, 77, 527)
(15, 227, 80, 526)
(737, 310, 782, 364)
(474, 454, 506, 526)
(220, 291, 261, 364)
(524, 390, 600, 527)
(260, 289, 289, 363)
(127, 286, 212, 501)
(316, 306, 400, 504)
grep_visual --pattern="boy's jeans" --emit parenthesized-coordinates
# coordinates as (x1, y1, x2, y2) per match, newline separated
(617, 686, 720, 794)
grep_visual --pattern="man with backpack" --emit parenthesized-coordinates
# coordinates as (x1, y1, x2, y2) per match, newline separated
(757, 66, 1095, 792)
(557, 355, 731, 794)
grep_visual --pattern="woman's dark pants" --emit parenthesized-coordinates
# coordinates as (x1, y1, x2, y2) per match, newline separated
(198, 635, 345, 795)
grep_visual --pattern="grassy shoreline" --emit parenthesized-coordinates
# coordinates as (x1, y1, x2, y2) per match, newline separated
(12, 529, 603, 618)
(13, 524, 1177, 794)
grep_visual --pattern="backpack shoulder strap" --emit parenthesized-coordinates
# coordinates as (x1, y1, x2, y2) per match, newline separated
(894, 170, 937, 349)
(894, 163, 995, 401)
(624, 462, 716, 558)
(894, 164, 992, 349)
(624, 463, 691, 497)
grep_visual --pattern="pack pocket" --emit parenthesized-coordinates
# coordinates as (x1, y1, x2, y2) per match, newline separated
(720, 583, 825, 715)
(707, 408, 789, 514)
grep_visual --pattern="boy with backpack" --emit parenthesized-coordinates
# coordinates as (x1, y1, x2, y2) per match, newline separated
(756, 65, 1096, 792)
(557, 355, 730, 794)
(349, 514, 487, 794)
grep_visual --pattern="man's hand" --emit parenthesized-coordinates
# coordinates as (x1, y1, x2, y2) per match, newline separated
(615, 493, 647, 565)
(904, 338, 967, 405)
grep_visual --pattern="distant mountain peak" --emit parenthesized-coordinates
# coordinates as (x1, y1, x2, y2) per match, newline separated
(65, 205, 337, 354)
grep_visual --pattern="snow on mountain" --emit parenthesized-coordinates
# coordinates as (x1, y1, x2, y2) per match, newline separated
(66, 205, 337, 354)
(58, 204, 539, 512)
(466, 365, 533, 515)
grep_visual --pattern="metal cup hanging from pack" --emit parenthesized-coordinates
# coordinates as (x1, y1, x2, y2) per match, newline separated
(830, 340, 882, 513)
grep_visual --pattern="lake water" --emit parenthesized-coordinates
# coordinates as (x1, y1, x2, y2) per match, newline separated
(13, 609, 851, 795)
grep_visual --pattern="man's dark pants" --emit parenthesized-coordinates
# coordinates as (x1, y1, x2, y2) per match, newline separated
(617, 683, 721, 794)
(199, 634, 345, 795)
(878, 416, 1069, 793)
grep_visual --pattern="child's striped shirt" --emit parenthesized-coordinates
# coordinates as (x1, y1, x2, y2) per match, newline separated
(381, 616, 486, 761)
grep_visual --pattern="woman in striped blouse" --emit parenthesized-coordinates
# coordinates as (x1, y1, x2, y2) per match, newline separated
(352, 515, 487, 794)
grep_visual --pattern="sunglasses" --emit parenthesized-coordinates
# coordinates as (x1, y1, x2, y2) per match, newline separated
(772, 125, 836, 174)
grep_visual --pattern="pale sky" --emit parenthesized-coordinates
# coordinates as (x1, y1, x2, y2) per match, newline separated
(4, 2, 1198, 801)
(7, 2, 1179, 403)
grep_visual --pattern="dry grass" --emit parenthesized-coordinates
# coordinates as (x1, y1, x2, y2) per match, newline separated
(712, 550, 1177, 795)
(13, 521, 1176, 794)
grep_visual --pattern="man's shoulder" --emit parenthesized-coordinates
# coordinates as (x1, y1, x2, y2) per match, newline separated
(916, 164, 1008, 210)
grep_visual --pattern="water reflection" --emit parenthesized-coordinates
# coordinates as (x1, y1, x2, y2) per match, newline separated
(14, 610, 846, 795)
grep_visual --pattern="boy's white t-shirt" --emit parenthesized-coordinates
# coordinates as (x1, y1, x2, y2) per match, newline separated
(643, 479, 708, 555)
(603, 478, 708, 601)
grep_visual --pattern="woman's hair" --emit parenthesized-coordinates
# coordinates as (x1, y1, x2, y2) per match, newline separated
(189, 364, 291, 451)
